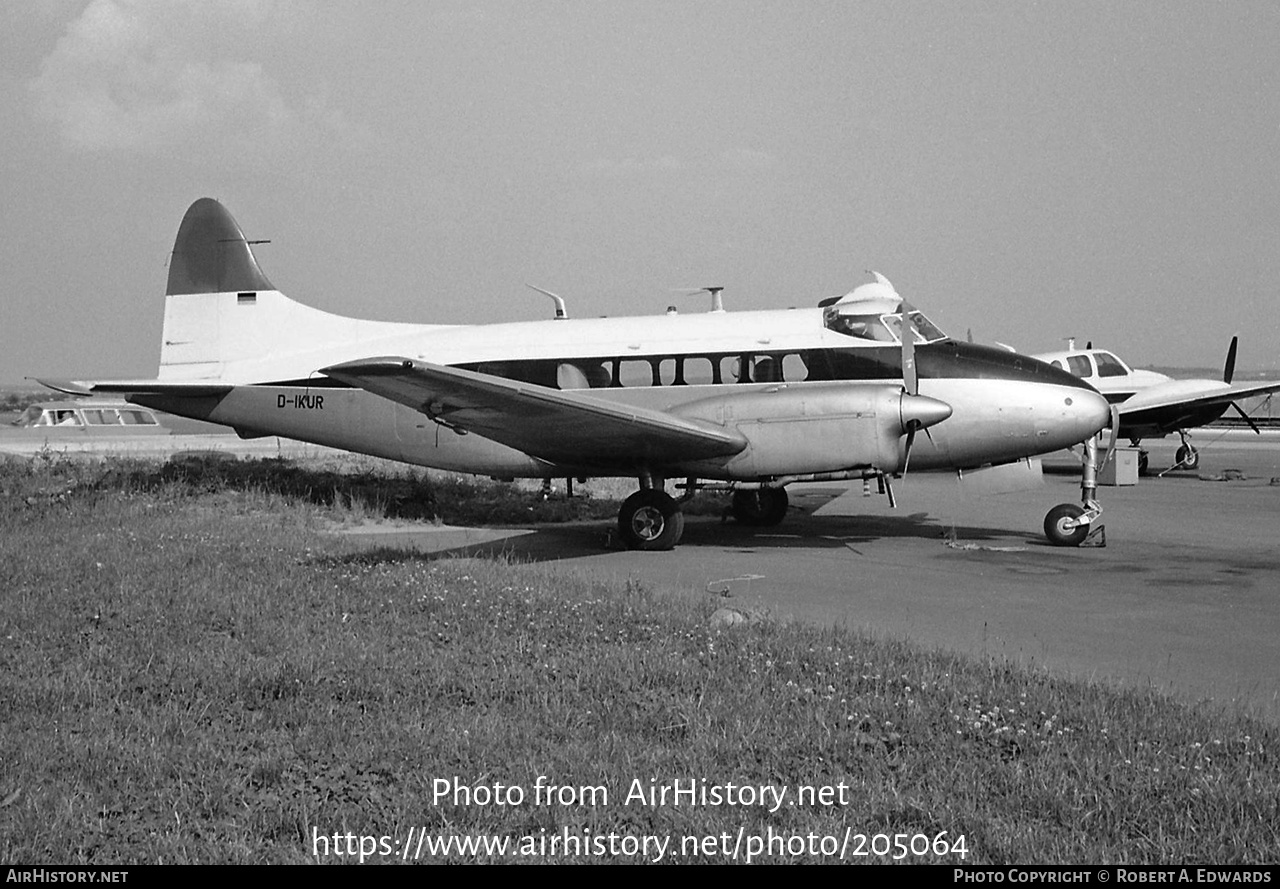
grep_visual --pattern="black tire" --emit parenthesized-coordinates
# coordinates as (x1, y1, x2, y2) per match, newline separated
(1044, 503, 1088, 547)
(1137, 451, 1150, 476)
(1175, 445, 1199, 470)
(731, 488, 790, 527)
(618, 490, 685, 551)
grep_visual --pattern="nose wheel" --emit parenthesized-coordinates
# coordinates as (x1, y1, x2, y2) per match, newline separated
(1044, 433, 1104, 547)
(1044, 503, 1089, 546)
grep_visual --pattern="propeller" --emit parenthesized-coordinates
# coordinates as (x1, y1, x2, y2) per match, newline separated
(900, 296, 918, 397)
(1221, 337, 1259, 433)
(1230, 401, 1261, 434)
(896, 294, 945, 475)
(1100, 404, 1121, 473)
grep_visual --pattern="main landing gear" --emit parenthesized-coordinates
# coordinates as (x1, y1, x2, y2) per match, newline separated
(730, 487, 789, 527)
(615, 478, 792, 550)
(1174, 431, 1200, 471)
(1133, 431, 1199, 476)
(617, 487, 685, 551)
(1044, 434, 1104, 547)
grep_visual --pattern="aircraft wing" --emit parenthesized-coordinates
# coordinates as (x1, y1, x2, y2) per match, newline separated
(322, 356, 748, 468)
(1118, 380, 1280, 423)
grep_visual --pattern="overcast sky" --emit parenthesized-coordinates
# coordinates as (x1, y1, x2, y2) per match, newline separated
(3, 0, 1279, 384)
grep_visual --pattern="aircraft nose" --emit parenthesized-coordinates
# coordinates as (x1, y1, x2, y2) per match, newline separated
(1068, 388, 1111, 441)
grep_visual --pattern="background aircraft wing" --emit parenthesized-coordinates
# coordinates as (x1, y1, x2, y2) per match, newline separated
(1119, 380, 1280, 418)
(322, 356, 748, 468)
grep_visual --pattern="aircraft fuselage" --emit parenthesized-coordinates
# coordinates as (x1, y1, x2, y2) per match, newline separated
(142, 304, 1107, 481)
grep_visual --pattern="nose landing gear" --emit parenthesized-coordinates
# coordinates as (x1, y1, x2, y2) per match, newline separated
(1044, 434, 1105, 547)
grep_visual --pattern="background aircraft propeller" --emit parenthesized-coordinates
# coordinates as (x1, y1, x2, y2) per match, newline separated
(1220, 336, 1261, 433)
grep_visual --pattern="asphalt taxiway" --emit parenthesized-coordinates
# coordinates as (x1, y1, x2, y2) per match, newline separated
(331, 430, 1280, 724)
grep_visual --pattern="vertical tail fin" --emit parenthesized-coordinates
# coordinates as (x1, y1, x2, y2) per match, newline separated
(158, 198, 450, 383)
(167, 198, 274, 296)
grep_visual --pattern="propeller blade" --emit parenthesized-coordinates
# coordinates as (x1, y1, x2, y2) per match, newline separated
(1101, 404, 1121, 472)
(1230, 401, 1261, 435)
(900, 298, 918, 396)
(1224, 335, 1238, 385)
(901, 427, 916, 476)
(897, 392, 952, 476)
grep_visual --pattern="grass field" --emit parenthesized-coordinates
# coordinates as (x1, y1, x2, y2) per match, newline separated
(1, 453, 1277, 864)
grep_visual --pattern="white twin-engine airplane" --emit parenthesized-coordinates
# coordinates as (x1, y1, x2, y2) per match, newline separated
(1034, 339, 1280, 475)
(43, 198, 1113, 549)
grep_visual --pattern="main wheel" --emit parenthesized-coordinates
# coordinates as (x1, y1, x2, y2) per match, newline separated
(731, 488, 789, 527)
(1175, 445, 1199, 470)
(618, 490, 685, 550)
(1044, 503, 1088, 547)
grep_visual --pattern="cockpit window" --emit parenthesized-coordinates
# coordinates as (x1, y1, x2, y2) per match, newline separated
(1066, 355, 1092, 378)
(1093, 351, 1129, 378)
(824, 307, 947, 344)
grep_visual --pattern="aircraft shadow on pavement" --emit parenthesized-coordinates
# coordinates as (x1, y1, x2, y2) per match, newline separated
(326, 509, 1038, 565)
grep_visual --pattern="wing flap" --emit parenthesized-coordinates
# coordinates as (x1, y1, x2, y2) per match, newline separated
(322, 357, 747, 468)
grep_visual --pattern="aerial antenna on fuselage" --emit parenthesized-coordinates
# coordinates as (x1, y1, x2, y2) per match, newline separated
(525, 283, 568, 320)
(673, 286, 726, 312)
(1065, 336, 1077, 351)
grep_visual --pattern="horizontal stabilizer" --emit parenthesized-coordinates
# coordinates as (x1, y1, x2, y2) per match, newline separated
(323, 357, 748, 470)
(36, 378, 234, 398)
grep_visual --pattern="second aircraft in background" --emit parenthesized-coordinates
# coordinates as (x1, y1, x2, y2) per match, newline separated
(1033, 338, 1280, 474)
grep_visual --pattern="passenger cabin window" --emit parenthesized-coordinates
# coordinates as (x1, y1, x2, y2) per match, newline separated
(783, 354, 808, 381)
(657, 358, 678, 386)
(1066, 355, 1093, 378)
(556, 362, 610, 390)
(680, 357, 717, 385)
(616, 359, 657, 388)
(1093, 352, 1129, 378)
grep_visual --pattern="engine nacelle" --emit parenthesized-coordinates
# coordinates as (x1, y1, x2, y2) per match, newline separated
(671, 382, 949, 480)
